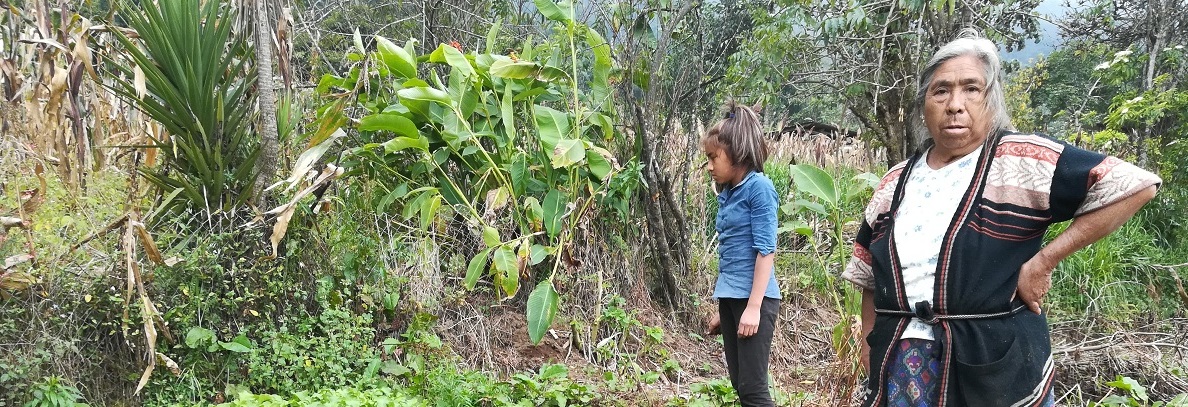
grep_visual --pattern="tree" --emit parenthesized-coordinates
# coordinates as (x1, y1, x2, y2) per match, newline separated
(254, 0, 281, 207)
(732, 0, 1042, 164)
(601, 0, 763, 312)
(1061, 0, 1188, 166)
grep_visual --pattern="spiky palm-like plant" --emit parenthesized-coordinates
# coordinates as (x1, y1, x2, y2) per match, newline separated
(109, 0, 259, 222)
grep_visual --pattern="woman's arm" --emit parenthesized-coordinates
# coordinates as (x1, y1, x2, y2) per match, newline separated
(738, 252, 775, 337)
(1017, 185, 1158, 313)
(861, 288, 875, 374)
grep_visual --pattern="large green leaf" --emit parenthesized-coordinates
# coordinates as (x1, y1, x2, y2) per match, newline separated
(588, 113, 614, 141)
(790, 164, 839, 206)
(492, 246, 519, 297)
(398, 87, 452, 106)
(184, 327, 215, 349)
(533, 0, 574, 23)
(529, 244, 550, 265)
(375, 35, 417, 79)
(585, 145, 614, 180)
(464, 247, 492, 290)
(526, 280, 560, 345)
(550, 139, 586, 168)
(360, 113, 418, 137)
(500, 83, 516, 143)
(509, 155, 530, 196)
(524, 197, 544, 231)
(583, 25, 613, 109)
(438, 43, 475, 78)
(533, 105, 571, 151)
(490, 59, 541, 79)
(419, 193, 442, 229)
(542, 189, 566, 239)
(382, 136, 429, 153)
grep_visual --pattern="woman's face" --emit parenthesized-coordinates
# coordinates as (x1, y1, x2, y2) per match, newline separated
(923, 54, 993, 156)
(704, 143, 744, 187)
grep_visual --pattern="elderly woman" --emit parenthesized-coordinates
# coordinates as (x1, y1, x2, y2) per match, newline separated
(842, 31, 1161, 406)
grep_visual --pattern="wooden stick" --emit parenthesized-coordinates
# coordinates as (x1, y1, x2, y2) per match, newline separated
(69, 213, 129, 252)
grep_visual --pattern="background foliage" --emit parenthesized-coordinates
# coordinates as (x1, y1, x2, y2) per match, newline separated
(0, 0, 1185, 405)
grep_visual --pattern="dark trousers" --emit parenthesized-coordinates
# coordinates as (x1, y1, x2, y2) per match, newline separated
(718, 297, 780, 407)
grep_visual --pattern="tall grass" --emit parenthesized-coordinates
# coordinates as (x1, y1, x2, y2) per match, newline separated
(1046, 214, 1173, 323)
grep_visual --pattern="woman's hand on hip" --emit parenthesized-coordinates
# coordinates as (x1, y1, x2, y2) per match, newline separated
(1016, 253, 1056, 314)
(738, 306, 761, 338)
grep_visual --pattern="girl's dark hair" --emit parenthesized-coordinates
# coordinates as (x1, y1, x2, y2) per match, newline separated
(703, 101, 769, 173)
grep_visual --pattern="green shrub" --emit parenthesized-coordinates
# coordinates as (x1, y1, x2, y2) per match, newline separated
(1096, 375, 1188, 407)
(22, 376, 88, 407)
(243, 307, 382, 394)
(219, 387, 424, 407)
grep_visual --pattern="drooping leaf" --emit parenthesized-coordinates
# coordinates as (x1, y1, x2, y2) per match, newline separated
(524, 197, 544, 231)
(529, 244, 550, 265)
(795, 199, 828, 216)
(526, 280, 560, 344)
(777, 219, 814, 237)
(219, 341, 251, 353)
(492, 246, 519, 297)
(533, 0, 574, 23)
(588, 113, 614, 141)
(853, 172, 881, 191)
(438, 43, 475, 78)
(465, 247, 492, 290)
(542, 189, 566, 239)
(419, 193, 442, 230)
(500, 82, 516, 142)
(184, 327, 216, 349)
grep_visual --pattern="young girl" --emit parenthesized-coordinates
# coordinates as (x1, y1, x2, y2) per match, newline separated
(704, 102, 781, 406)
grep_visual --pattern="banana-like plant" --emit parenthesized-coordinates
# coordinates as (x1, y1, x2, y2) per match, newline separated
(302, 0, 627, 344)
(107, 0, 259, 222)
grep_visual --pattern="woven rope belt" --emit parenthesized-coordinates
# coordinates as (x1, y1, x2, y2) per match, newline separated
(875, 300, 1027, 325)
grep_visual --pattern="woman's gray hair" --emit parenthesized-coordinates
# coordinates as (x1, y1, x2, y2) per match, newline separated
(912, 29, 1014, 145)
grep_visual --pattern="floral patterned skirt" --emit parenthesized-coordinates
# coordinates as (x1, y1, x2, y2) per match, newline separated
(885, 338, 1056, 407)
(887, 338, 942, 406)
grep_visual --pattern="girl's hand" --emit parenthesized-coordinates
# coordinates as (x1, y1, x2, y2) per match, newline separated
(707, 312, 721, 335)
(860, 341, 871, 374)
(738, 306, 760, 338)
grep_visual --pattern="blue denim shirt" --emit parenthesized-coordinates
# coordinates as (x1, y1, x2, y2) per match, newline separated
(713, 171, 781, 299)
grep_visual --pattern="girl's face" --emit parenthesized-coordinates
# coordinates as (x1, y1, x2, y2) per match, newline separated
(704, 143, 745, 187)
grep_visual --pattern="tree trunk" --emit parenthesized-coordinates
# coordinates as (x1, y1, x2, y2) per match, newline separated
(253, 0, 280, 207)
(1137, 24, 1167, 168)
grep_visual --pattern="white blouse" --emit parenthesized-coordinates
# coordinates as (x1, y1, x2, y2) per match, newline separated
(893, 145, 983, 341)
